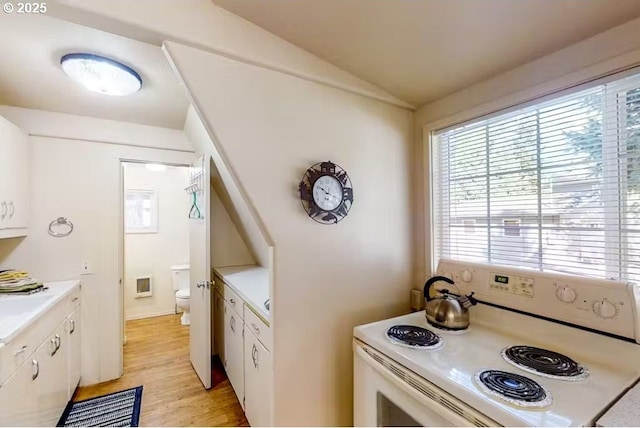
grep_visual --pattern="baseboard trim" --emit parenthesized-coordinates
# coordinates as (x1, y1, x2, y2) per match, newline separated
(125, 309, 177, 321)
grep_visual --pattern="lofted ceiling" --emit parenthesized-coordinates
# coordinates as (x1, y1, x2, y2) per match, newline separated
(0, 13, 188, 129)
(211, 0, 640, 107)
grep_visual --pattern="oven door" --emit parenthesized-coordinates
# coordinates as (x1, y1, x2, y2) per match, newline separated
(353, 340, 496, 427)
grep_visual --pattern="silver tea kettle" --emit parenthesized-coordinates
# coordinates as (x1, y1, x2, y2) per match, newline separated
(423, 276, 477, 330)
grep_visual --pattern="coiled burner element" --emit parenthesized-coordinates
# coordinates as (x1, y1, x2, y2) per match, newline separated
(385, 325, 443, 350)
(475, 370, 552, 408)
(502, 345, 588, 380)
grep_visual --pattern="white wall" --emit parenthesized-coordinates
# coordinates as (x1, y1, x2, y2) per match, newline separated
(0, 106, 193, 152)
(49, 0, 412, 110)
(413, 15, 640, 283)
(123, 163, 190, 320)
(165, 42, 414, 426)
(211, 187, 255, 268)
(184, 107, 268, 268)
(0, 107, 194, 386)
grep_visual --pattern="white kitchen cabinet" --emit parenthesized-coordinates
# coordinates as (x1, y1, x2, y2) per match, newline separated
(0, 321, 69, 427)
(214, 289, 225, 364)
(0, 354, 39, 426)
(34, 323, 69, 426)
(67, 306, 81, 397)
(224, 301, 244, 409)
(0, 114, 29, 237)
(243, 326, 273, 427)
(0, 283, 81, 426)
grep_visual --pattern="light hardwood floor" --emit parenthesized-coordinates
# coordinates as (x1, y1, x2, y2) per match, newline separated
(74, 314, 249, 427)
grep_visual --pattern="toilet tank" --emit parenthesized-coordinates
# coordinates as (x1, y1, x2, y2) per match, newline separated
(170, 264, 190, 291)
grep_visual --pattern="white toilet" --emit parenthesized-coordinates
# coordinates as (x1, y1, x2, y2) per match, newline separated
(171, 264, 191, 325)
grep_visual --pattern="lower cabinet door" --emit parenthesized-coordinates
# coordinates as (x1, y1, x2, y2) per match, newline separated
(34, 323, 69, 426)
(67, 306, 81, 398)
(244, 332, 272, 427)
(0, 357, 39, 426)
(214, 291, 225, 364)
(224, 302, 244, 409)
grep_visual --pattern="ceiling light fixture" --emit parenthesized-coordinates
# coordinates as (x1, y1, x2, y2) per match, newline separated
(60, 53, 142, 96)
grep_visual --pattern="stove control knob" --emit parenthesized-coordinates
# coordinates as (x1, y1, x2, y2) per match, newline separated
(461, 270, 473, 282)
(593, 299, 617, 319)
(556, 286, 576, 303)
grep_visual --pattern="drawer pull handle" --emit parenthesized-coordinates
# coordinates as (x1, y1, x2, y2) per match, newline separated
(251, 322, 260, 335)
(230, 298, 236, 306)
(14, 345, 27, 356)
(72, 297, 79, 303)
(32, 360, 39, 380)
(230, 315, 236, 333)
(70, 319, 75, 334)
(51, 334, 61, 356)
(252, 343, 259, 369)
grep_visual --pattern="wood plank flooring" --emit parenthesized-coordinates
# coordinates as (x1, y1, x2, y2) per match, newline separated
(74, 314, 249, 427)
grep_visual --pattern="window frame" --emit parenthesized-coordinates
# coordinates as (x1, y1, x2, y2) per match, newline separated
(125, 189, 159, 234)
(423, 65, 640, 279)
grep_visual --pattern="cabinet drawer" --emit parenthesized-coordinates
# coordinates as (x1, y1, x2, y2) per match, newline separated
(224, 284, 244, 320)
(245, 304, 271, 351)
(0, 300, 69, 385)
(66, 286, 81, 310)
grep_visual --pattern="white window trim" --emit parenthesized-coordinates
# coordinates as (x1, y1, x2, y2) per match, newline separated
(423, 64, 640, 276)
(125, 189, 159, 234)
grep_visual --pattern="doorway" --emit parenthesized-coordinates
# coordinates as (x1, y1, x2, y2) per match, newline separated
(120, 161, 191, 347)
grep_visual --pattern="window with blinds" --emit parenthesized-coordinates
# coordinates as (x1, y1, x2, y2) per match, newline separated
(432, 72, 640, 283)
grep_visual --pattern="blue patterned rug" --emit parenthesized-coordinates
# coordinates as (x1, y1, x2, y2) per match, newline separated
(57, 386, 143, 427)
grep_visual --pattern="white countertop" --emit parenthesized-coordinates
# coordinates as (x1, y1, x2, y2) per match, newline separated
(214, 265, 269, 322)
(597, 381, 640, 426)
(0, 280, 80, 344)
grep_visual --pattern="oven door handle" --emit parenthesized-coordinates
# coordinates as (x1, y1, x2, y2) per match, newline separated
(355, 345, 486, 427)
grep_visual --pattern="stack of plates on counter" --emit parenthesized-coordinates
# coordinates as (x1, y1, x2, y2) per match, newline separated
(0, 269, 44, 294)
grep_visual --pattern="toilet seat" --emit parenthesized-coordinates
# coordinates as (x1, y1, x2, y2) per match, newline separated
(176, 289, 190, 299)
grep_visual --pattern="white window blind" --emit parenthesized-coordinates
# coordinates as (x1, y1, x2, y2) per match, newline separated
(432, 72, 640, 283)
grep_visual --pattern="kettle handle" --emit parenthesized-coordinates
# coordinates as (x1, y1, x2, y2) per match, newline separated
(423, 276, 455, 302)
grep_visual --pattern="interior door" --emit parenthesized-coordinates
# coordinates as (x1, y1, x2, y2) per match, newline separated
(189, 155, 212, 389)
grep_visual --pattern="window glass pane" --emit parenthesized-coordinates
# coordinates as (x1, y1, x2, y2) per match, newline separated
(432, 78, 640, 282)
(125, 190, 157, 233)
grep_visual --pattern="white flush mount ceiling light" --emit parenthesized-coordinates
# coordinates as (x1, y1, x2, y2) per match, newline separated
(60, 53, 142, 96)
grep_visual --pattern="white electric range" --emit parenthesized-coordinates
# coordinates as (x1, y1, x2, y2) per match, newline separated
(353, 259, 640, 427)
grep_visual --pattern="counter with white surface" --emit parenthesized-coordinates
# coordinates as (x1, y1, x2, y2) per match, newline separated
(597, 382, 640, 426)
(214, 265, 269, 322)
(0, 280, 80, 344)
(0, 279, 82, 426)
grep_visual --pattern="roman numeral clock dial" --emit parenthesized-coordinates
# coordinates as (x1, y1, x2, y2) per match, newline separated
(298, 161, 354, 224)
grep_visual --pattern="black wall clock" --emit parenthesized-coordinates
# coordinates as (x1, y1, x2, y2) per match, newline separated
(298, 161, 354, 224)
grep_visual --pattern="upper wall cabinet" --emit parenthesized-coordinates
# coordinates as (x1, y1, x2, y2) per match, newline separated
(0, 114, 29, 238)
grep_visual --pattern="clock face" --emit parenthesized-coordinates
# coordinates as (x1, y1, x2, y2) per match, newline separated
(312, 175, 343, 211)
(298, 161, 353, 224)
